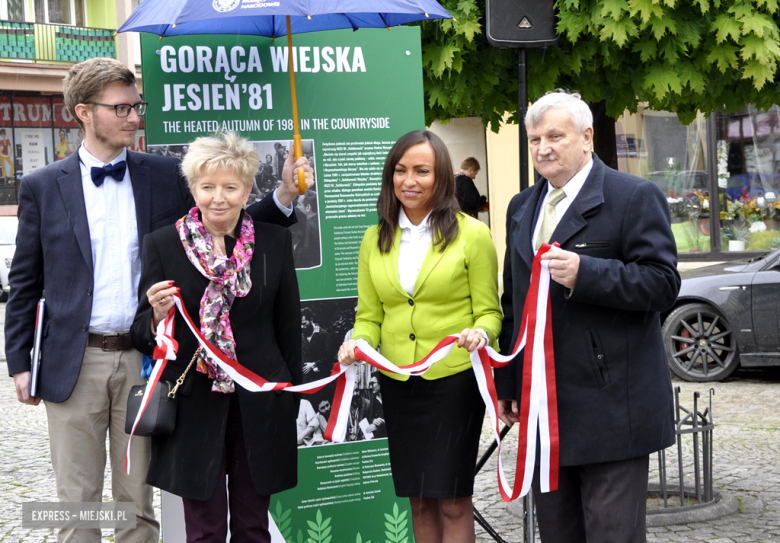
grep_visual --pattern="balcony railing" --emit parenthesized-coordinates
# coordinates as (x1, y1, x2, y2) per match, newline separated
(0, 20, 116, 64)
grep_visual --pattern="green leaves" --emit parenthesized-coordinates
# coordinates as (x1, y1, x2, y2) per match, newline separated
(677, 61, 707, 93)
(649, 13, 677, 39)
(422, 42, 458, 77)
(740, 11, 776, 37)
(741, 33, 780, 64)
(600, 0, 630, 20)
(271, 501, 294, 543)
(707, 43, 740, 71)
(644, 64, 683, 99)
(712, 13, 741, 42)
(600, 16, 638, 46)
(757, 0, 780, 12)
(742, 60, 775, 89)
(306, 509, 332, 543)
(383, 502, 409, 543)
(629, 0, 665, 24)
(422, 0, 780, 130)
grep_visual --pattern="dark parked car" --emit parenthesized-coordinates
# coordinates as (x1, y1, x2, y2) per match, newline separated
(662, 248, 780, 382)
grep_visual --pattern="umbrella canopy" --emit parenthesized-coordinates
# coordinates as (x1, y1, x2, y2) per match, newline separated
(118, 0, 452, 193)
(118, 1, 453, 37)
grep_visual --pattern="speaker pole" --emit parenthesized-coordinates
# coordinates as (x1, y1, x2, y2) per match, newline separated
(518, 48, 529, 192)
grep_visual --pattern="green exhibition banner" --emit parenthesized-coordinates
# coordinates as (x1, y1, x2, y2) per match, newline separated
(140, 27, 424, 543)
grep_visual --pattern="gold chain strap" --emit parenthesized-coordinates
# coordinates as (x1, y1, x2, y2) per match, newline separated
(168, 348, 200, 398)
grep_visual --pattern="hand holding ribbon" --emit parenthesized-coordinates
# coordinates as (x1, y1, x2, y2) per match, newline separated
(126, 293, 356, 475)
(348, 243, 561, 501)
(130, 243, 562, 503)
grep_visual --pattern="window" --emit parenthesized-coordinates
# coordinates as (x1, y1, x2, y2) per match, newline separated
(616, 107, 712, 255)
(716, 107, 780, 252)
(33, 0, 84, 26)
(616, 105, 780, 258)
(1, 0, 26, 21)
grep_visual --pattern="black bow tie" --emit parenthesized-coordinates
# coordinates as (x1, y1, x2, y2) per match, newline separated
(90, 161, 127, 187)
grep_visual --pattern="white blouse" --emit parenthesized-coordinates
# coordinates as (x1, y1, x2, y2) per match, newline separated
(397, 208, 432, 297)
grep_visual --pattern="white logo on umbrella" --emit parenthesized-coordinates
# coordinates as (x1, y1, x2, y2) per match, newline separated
(213, 0, 240, 12)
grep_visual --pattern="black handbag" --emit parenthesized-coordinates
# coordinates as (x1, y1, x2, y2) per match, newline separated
(125, 380, 177, 436)
(125, 349, 199, 437)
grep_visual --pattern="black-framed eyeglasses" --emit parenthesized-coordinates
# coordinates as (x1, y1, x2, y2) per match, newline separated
(85, 101, 147, 117)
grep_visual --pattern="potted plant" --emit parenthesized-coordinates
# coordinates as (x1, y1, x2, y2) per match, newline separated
(723, 224, 751, 251)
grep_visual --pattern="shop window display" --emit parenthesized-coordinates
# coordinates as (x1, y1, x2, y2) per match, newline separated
(616, 107, 711, 254)
(717, 107, 780, 252)
(0, 92, 144, 207)
(615, 105, 780, 256)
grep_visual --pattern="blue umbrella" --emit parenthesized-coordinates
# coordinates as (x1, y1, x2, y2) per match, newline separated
(118, 0, 453, 193)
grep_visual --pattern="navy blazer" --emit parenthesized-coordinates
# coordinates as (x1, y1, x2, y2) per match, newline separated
(5, 149, 294, 403)
(496, 155, 681, 466)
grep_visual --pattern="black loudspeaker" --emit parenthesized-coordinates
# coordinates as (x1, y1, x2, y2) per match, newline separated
(486, 0, 559, 49)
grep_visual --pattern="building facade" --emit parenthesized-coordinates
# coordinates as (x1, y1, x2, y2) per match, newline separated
(0, 0, 143, 215)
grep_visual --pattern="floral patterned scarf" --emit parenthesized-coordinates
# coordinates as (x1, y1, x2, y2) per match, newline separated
(176, 207, 254, 393)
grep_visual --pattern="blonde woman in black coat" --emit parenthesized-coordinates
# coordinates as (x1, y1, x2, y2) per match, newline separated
(131, 132, 306, 543)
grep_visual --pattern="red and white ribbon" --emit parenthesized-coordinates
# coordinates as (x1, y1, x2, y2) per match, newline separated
(128, 243, 560, 501)
(125, 295, 356, 474)
(125, 310, 175, 475)
(352, 243, 559, 500)
(473, 242, 560, 500)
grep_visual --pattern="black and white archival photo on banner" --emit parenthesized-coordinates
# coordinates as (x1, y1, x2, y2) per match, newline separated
(253, 139, 321, 270)
(296, 297, 386, 448)
(147, 143, 188, 160)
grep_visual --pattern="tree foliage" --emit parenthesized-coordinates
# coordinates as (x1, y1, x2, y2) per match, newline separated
(421, 0, 780, 129)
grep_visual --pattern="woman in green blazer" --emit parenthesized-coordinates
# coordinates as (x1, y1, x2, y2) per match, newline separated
(339, 130, 502, 543)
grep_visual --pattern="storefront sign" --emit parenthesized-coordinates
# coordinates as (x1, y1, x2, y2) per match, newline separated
(17, 129, 46, 173)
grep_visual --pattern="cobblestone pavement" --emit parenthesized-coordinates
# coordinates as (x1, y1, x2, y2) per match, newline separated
(0, 305, 161, 542)
(1, 301, 779, 542)
(472, 368, 780, 542)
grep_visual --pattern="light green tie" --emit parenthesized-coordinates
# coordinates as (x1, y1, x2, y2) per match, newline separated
(535, 188, 566, 251)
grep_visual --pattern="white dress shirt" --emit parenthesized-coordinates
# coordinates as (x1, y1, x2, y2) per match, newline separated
(79, 145, 139, 334)
(532, 158, 594, 251)
(398, 208, 432, 297)
(273, 190, 294, 217)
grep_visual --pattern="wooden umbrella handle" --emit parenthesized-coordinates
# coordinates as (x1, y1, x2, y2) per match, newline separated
(294, 134, 305, 195)
(287, 16, 307, 195)
(297, 167, 306, 194)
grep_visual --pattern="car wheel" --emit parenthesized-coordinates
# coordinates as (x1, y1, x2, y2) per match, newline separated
(662, 303, 740, 382)
(0, 290, 7, 303)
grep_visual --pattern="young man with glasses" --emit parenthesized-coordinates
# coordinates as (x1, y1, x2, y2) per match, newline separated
(5, 57, 313, 543)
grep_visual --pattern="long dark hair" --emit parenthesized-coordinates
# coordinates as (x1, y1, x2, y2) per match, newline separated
(377, 130, 460, 253)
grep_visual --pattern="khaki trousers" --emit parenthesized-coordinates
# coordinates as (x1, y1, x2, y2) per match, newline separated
(45, 346, 159, 543)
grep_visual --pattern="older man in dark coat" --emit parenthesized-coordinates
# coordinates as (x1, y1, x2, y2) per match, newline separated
(496, 91, 680, 543)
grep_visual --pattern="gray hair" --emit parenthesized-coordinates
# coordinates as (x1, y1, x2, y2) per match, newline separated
(180, 132, 259, 192)
(526, 90, 593, 135)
